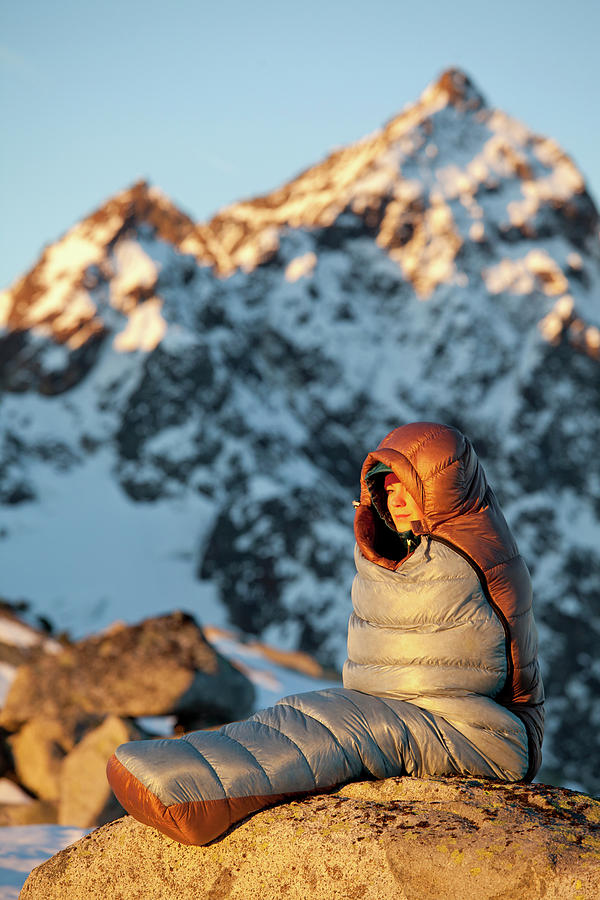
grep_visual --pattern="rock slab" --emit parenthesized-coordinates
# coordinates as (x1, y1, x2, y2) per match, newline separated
(9, 717, 74, 802)
(58, 715, 138, 827)
(1, 611, 255, 730)
(20, 776, 600, 899)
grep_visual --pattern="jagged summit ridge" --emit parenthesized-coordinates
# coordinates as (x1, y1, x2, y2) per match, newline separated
(2, 66, 598, 351)
(182, 64, 594, 308)
(0, 181, 195, 351)
(435, 67, 487, 110)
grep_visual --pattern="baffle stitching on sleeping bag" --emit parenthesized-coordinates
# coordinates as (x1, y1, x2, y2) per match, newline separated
(349, 610, 496, 629)
(390, 701, 460, 771)
(458, 719, 525, 736)
(216, 731, 273, 791)
(248, 721, 318, 790)
(276, 703, 356, 772)
(355, 568, 467, 586)
(350, 658, 502, 673)
(181, 736, 230, 803)
(482, 553, 522, 575)
(506, 608, 534, 621)
(358, 574, 468, 584)
(333, 691, 388, 765)
(376, 698, 422, 758)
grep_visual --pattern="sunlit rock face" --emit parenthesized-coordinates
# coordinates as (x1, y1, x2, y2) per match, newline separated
(18, 777, 600, 900)
(1, 68, 599, 794)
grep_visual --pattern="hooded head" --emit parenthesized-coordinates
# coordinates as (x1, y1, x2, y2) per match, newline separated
(365, 464, 425, 533)
(355, 422, 490, 569)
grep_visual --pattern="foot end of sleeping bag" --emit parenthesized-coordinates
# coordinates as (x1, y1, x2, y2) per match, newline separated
(106, 744, 296, 846)
(106, 751, 230, 845)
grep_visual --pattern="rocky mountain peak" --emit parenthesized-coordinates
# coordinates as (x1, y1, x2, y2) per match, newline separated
(0, 179, 202, 392)
(84, 178, 196, 248)
(2, 68, 598, 359)
(181, 67, 598, 335)
(182, 68, 496, 279)
(435, 66, 487, 110)
(0, 179, 195, 349)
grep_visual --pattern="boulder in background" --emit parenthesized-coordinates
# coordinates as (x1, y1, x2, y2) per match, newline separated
(0, 611, 255, 731)
(9, 717, 78, 803)
(58, 715, 139, 828)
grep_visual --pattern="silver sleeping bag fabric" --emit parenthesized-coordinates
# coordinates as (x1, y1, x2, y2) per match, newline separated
(114, 536, 528, 814)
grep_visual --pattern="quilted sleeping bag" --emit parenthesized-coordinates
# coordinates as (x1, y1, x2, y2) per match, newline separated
(107, 422, 543, 846)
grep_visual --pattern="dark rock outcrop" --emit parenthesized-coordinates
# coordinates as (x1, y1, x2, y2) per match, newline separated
(0, 611, 255, 731)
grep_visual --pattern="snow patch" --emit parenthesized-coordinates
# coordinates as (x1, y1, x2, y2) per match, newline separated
(0, 662, 16, 707)
(0, 826, 90, 897)
(113, 298, 167, 353)
(205, 629, 340, 711)
(134, 716, 177, 736)
(0, 450, 221, 638)
(41, 231, 103, 283)
(23, 287, 96, 332)
(0, 780, 33, 806)
(0, 291, 11, 328)
(484, 251, 569, 298)
(0, 617, 59, 651)
(285, 252, 317, 282)
(110, 239, 159, 308)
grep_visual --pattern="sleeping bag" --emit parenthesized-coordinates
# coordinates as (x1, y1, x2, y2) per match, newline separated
(107, 422, 544, 845)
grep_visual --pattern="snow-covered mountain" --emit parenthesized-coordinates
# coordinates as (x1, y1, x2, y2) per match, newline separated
(1, 68, 599, 793)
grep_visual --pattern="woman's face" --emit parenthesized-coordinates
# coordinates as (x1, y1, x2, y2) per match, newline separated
(385, 481, 423, 531)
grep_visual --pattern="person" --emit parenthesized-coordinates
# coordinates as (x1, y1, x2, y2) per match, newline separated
(107, 422, 544, 846)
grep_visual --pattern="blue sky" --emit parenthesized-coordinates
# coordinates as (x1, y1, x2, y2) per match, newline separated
(2, 0, 598, 289)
